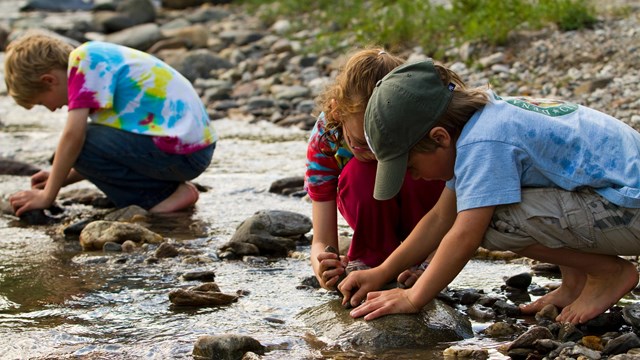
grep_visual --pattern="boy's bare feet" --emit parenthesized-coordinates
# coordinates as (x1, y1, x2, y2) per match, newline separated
(519, 266, 585, 315)
(556, 259, 639, 324)
(149, 182, 199, 213)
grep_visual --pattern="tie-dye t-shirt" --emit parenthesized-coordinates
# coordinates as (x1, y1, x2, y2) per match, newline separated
(67, 41, 217, 154)
(304, 113, 354, 201)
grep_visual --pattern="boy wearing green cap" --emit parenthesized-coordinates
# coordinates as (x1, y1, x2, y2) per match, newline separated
(338, 59, 640, 325)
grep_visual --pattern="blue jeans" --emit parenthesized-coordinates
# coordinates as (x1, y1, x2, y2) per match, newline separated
(73, 124, 215, 209)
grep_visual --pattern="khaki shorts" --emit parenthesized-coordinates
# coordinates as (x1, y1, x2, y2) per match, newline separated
(483, 188, 640, 255)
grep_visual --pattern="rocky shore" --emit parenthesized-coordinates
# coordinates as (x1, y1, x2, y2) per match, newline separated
(1, 0, 640, 359)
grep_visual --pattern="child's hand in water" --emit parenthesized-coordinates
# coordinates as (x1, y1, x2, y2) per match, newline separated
(317, 245, 347, 290)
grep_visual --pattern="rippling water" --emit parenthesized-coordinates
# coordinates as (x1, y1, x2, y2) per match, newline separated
(0, 103, 542, 359)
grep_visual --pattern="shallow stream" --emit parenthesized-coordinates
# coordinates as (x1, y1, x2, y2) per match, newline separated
(0, 93, 559, 359)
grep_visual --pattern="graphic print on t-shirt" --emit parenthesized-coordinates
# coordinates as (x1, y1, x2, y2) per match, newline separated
(496, 94, 579, 117)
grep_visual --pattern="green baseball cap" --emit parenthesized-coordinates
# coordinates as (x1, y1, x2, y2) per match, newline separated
(364, 59, 453, 200)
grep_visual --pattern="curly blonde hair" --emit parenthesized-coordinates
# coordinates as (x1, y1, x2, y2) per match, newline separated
(316, 47, 405, 152)
(4, 32, 74, 109)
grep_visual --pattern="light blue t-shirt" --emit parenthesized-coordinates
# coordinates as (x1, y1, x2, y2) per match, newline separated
(446, 91, 640, 211)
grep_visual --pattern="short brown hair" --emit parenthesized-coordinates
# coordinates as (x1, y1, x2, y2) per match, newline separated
(411, 64, 490, 153)
(4, 32, 74, 109)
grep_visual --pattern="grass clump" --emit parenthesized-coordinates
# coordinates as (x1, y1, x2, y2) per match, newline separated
(240, 0, 597, 56)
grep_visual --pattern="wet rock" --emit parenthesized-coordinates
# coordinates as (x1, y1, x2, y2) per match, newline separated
(64, 218, 97, 239)
(103, 205, 149, 222)
(492, 299, 520, 317)
(168, 288, 237, 307)
(155, 242, 180, 258)
(533, 338, 561, 355)
(192, 334, 265, 360)
(219, 210, 311, 257)
(560, 343, 603, 359)
(299, 275, 320, 289)
(18, 209, 58, 225)
(467, 304, 496, 321)
(242, 255, 267, 265)
(545, 341, 577, 359)
(268, 176, 304, 196)
(182, 270, 216, 281)
(0, 157, 40, 176)
(582, 309, 625, 333)
(121, 240, 137, 252)
(442, 345, 488, 359)
(103, 241, 122, 252)
(622, 302, 640, 330)
(481, 321, 524, 338)
(79, 220, 163, 250)
(191, 282, 221, 292)
(182, 255, 214, 264)
(603, 332, 640, 356)
(457, 289, 482, 305)
(535, 304, 559, 322)
(504, 272, 532, 290)
(557, 322, 584, 343)
(581, 335, 604, 351)
(297, 299, 473, 353)
(507, 325, 554, 351)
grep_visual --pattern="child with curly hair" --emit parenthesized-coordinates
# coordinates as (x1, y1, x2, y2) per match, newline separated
(306, 48, 444, 290)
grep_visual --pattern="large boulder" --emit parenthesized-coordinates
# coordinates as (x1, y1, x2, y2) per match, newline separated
(297, 299, 473, 354)
(218, 210, 311, 258)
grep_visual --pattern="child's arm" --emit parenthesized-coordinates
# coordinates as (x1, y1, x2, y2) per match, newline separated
(31, 168, 85, 189)
(310, 199, 346, 290)
(339, 187, 458, 307)
(10, 108, 89, 216)
(349, 204, 495, 321)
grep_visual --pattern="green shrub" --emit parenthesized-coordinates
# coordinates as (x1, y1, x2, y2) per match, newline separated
(239, 0, 598, 56)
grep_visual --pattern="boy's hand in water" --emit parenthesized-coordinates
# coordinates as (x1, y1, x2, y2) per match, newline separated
(317, 246, 347, 290)
(349, 288, 421, 321)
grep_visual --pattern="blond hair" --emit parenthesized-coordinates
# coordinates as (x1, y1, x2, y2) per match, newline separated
(4, 32, 74, 109)
(316, 47, 405, 151)
(411, 64, 490, 153)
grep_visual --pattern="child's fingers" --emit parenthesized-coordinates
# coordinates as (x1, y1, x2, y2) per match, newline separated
(324, 275, 339, 289)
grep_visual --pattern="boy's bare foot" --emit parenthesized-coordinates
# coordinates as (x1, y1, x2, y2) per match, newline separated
(519, 265, 586, 315)
(556, 259, 639, 324)
(519, 285, 580, 315)
(149, 182, 199, 213)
